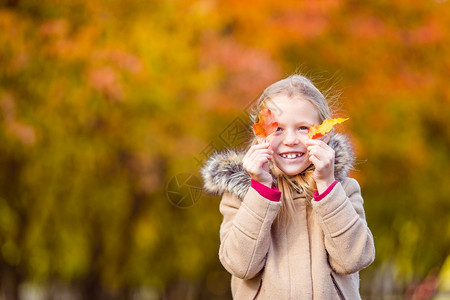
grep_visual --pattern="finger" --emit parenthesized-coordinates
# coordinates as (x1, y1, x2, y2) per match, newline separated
(253, 142, 270, 149)
(245, 157, 270, 175)
(309, 153, 333, 171)
(309, 150, 333, 165)
(258, 155, 270, 164)
(316, 141, 334, 152)
(305, 138, 321, 146)
(308, 144, 334, 158)
(254, 154, 272, 167)
(250, 152, 272, 161)
(306, 138, 328, 148)
(248, 148, 273, 162)
(309, 154, 323, 169)
(308, 146, 334, 164)
(307, 145, 322, 157)
(245, 153, 272, 170)
(306, 138, 333, 152)
(244, 143, 269, 159)
(309, 151, 334, 171)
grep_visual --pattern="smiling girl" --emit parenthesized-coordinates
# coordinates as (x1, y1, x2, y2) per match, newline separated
(202, 74, 375, 299)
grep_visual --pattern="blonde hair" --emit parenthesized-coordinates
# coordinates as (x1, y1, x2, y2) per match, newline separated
(249, 74, 333, 222)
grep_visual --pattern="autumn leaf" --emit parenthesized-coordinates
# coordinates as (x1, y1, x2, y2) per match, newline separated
(308, 118, 349, 139)
(252, 103, 279, 138)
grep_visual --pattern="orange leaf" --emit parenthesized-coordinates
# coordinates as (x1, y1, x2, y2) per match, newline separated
(308, 118, 349, 139)
(252, 103, 278, 138)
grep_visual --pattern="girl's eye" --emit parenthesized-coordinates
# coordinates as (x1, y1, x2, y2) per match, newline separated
(276, 127, 283, 132)
(298, 126, 309, 131)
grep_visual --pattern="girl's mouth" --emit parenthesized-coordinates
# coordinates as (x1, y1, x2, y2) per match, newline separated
(279, 152, 304, 159)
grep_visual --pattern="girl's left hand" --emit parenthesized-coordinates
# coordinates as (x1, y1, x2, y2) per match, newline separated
(306, 138, 336, 194)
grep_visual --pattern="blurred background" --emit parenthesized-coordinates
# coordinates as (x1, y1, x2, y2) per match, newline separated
(1, 0, 450, 299)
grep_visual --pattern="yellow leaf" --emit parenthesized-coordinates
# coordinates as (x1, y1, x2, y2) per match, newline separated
(308, 118, 349, 139)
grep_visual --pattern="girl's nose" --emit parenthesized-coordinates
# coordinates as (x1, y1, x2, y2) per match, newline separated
(283, 130, 301, 146)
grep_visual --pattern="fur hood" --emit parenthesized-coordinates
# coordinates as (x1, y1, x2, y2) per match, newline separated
(201, 134, 355, 200)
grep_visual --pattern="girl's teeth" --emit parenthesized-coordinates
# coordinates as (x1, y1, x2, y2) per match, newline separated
(281, 153, 302, 159)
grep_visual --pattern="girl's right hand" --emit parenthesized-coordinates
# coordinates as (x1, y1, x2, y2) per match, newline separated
(242, 142, 273, 187)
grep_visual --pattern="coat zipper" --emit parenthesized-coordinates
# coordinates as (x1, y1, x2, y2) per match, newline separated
(331, 273, 345, 300)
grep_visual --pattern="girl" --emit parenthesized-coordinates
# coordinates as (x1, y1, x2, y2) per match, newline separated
(202, 74, 375, 299)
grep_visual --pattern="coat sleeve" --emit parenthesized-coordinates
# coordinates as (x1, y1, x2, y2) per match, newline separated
(311, 178, 375, 274)
(218, 188, 282, 280)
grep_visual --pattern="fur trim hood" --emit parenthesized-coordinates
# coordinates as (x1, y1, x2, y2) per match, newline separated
(201, 134, 355, 200)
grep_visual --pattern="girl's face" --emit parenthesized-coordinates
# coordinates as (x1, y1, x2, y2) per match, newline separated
(266, 95, 322, 176)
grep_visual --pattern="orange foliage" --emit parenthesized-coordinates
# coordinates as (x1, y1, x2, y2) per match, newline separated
(1, 0, 450, 296)
(199, 36, 281, 110)
(252, 104, 278, 138)
(0, 93, 36, 145)
(88, 66, 124, 101)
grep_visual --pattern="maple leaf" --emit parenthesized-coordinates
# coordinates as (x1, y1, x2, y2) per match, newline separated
(308, 118, 349, 139)
(252, 103, 279, 138)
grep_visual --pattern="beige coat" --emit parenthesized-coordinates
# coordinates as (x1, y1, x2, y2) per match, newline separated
(220, 178, 374, 299)
(202, 134, 375, 299)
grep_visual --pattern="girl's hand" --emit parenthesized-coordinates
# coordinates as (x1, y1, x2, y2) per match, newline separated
(243, 142, 273, 187)
(306, 138, 335, 194)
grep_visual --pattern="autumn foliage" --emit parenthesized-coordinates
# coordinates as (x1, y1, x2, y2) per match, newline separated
(1, 0, 450, 299)
(252, 104, 278, 138)
(308, 118, 349, 139)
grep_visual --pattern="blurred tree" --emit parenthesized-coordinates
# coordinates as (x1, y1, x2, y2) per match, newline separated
(1, 0, 450, 299)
